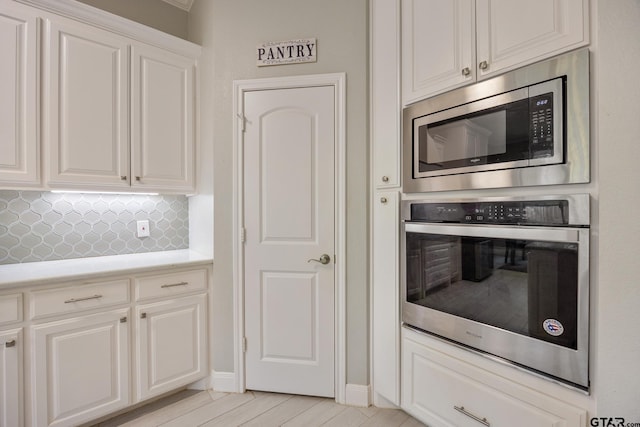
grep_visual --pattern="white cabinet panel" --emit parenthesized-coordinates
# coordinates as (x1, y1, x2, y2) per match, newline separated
(30, 279, 130, 320)
(372, 191, 400, 404)
(32, 309, 130, 427)
(402, 0, 475, 104)
(45, 17, 130, 189)
(0, 293, 23, 326)
(135, 294, 207, 401)
(372, 0, 401, 188)
(476, 0, 589, 79)
(0, 329, 23, 427)
(135, 268, 207, 301)
(402, 328, 587, 427)
(0, 4, 38, 187)
(402, 0, 588, 103)
(131, 44, 195, 193)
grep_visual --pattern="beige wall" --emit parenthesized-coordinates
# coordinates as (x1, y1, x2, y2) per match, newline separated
(76, 0, 188, 39)
(595, 0, 640, 418)
(188, 0, 370, 385)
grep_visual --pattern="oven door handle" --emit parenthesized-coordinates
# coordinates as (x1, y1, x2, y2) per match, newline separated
(404, 223, 581, 242)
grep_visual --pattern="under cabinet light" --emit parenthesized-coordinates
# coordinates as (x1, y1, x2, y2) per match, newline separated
(50, 190, 160, 196)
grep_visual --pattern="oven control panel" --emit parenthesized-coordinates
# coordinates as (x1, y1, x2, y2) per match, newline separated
(409, 200, 569, 226)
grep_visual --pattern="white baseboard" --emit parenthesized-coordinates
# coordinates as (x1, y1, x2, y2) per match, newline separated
(345, 384, 371, 407)
(212, 371, 239, 393)
(187, 376, 211, 391)
(372, 391, 399, 409)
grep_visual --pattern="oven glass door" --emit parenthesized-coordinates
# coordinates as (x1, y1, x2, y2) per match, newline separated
(405, 227, 579, 350)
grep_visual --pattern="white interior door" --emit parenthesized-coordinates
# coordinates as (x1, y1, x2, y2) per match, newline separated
(244, 85, 335, 397)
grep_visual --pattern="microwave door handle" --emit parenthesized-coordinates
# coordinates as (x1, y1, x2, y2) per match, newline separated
(404, 223, 580, 243)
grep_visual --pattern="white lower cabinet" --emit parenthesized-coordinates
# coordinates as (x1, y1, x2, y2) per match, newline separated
(31, 309, 130, 427)
(372, 191, 400, 405)
(19, 266, 210, 426)
(135, 294, 207, 401)
(402, 328, 587, 427)
(1, 328, 23, 427)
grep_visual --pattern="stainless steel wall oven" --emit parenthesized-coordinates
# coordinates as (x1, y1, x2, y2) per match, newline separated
(403, 48, 590, 193)
(401, 194, 590, 390)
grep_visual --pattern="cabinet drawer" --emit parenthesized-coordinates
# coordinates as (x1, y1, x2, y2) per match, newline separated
(135, 269, 207, 301)
(30, 279, 130, 319)
(402, 329, 586, 427)
(0, 293, 23, 325)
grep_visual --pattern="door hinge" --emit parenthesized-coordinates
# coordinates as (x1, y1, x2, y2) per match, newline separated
(240, 227, 246, 243)
(242, 337, 247, 353)
(237, 113, 246, 132)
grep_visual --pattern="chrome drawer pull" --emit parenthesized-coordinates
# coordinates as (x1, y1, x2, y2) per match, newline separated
(5, 340, 16, 348)
(454, 406, 490, 427)
(161, 281, 189, 289)
(64, 294, 103, 304)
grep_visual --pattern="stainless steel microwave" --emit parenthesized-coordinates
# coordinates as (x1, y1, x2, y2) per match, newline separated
(403, 48, 590, 193)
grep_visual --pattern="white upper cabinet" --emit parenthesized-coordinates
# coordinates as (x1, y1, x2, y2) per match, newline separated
(41, 5, 199, 194)
(476, 0, 589, 79)
(372, 0, 402, 189)
(402, 0, 475, 105)
(131, 44, 195, 192)
(0, 3, 39, 188)
(402, 0, 589, 104)
(45, 17, 130, 190)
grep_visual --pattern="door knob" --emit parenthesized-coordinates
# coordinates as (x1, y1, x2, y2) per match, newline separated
(308, 254, 331, 265)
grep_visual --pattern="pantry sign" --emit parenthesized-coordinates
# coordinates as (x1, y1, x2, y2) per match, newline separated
(257, 38, 317, 67)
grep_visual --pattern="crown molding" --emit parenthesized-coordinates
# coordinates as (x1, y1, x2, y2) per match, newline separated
(161, 0, 194, 12)
(13, 0, 200, 57)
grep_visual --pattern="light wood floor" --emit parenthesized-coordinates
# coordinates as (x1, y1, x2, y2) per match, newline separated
(90, 389, 426, 427)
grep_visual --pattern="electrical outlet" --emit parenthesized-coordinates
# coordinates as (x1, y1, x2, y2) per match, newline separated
(136, 220, 150, 237)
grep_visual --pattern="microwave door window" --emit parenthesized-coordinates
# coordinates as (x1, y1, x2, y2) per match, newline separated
(419, 110, 507, 173)
(417, 98, 533, 175)
(405, 232, 578, 350)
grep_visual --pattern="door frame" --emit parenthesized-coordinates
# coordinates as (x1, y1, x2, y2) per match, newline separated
(232, 73, 347, 402)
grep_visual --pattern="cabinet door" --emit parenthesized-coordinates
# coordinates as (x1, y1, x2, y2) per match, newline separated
(402, 328, 587, 427)
(0, 329, 22, 427)
(0, 4, 38, 187)
(136, 294, 207, 401)
(371, 0, 401, 188)
(45, 17, 130, 189)
(372, 191, 400, 404)
(131, 43, 195, 193)
(32, 309, 130, 427)
(476, 0, 588, 79)
(402, 0, 475, 104)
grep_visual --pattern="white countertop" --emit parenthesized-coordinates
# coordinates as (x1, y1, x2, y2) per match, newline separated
(0, 250, 213, 288)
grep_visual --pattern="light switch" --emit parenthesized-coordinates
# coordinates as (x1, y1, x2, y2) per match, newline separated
(136, 220, 150, 237)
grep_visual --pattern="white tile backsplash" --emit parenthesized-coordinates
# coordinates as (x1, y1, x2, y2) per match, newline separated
(0, 191, 189, 264)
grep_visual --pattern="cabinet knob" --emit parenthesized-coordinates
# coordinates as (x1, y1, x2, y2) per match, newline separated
(380, 197, 388, 204)
(381, 175, 389, 183)
(5, 339, 16, 348)
(140, 313, 147, 319)
(478, 61, 489, 71)
(135, 176, 141, 181)
(120, 176, 127, 181)
(461, 67, 471, 76)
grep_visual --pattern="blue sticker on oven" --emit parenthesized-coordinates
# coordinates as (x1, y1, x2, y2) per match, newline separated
(543, 319, 564, 337)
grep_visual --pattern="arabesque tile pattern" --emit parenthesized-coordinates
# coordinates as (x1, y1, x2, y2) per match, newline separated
(0, 191, 189, 265)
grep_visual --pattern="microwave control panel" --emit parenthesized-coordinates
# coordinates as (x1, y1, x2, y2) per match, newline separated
(530, 92, 555, 156)
(410, 200, 569, 226)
